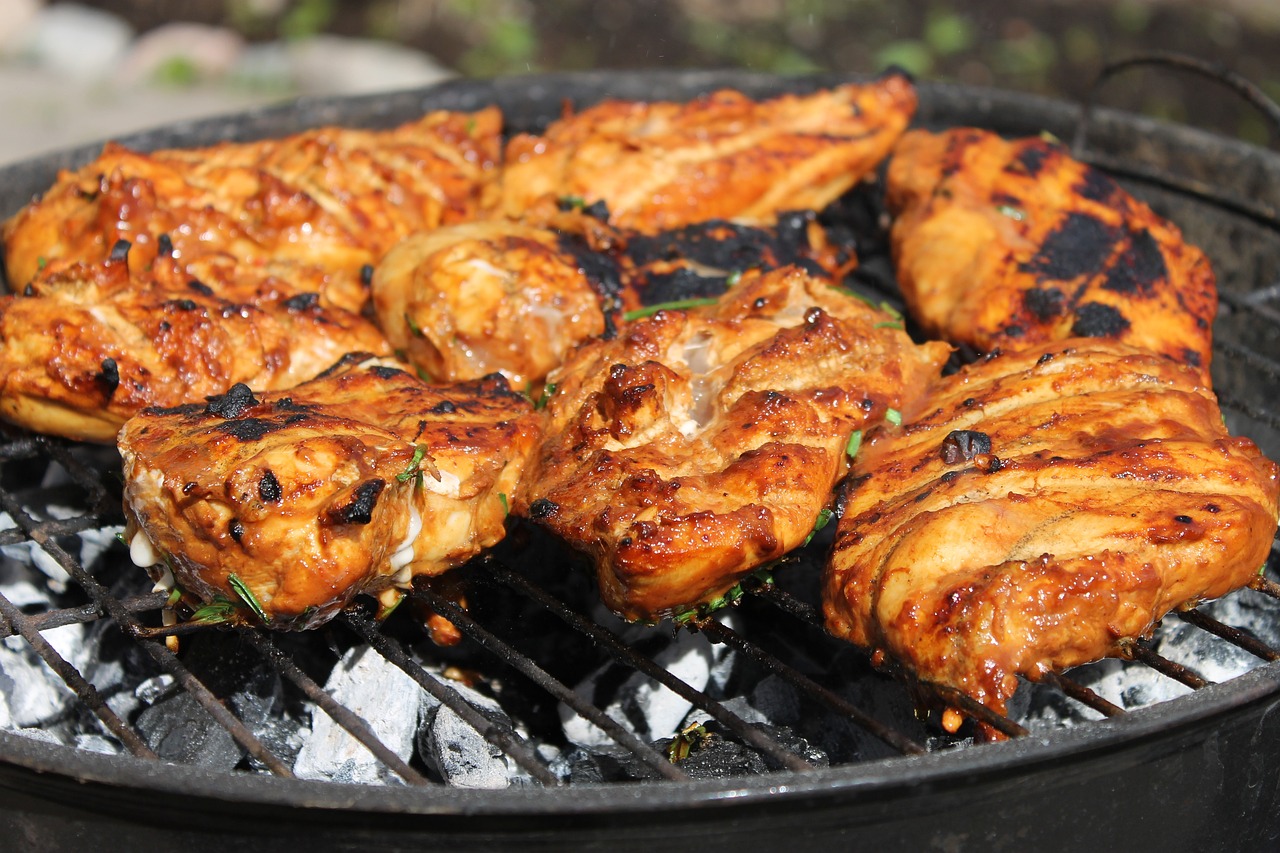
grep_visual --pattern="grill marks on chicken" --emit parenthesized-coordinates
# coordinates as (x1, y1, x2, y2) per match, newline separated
(886, 128, 1217, 380)
(3, 108, 502, 315)
(119, 358, 540, 629)
(0, 252, 391, 443)
(823, 340, 1280, 718)
(516, 266, 950, 622)
(499, 75, 917, 234)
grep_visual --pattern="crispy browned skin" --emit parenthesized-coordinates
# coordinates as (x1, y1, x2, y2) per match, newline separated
(499, 76, 916, 234)
(824, 339, 1280, 717)
(373, 221, 609, 388)
(119, 357, 541, 629)
(0, 252, 390, 443)
(515, 266, 950, 622)
(4, 109, 502, 314)
(886, 128, 1217, 381)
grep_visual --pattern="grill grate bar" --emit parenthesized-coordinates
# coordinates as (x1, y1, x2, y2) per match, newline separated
(486, 561, 817, 773)
(1217, 393, 1280, 432)
(1216, 338, 1280, 384)
(924, 683, 1030, 738)
(0, 589, 158, 759)
(1039, 672, 1126, 718)
(0, 592, 166, 639)
(696, 617, 927, 756)
(1126, 642, 1210, 690)
(0, 488, 296, 777)
(410, 576, 690, 782)
(341, 610, 563, 787)
(1178, 607, 1280, 662)
(33, 438, 116, 517)
(241, 631, 432, 786)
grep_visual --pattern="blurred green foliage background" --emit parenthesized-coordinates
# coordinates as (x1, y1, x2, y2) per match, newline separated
(85, 0, 1280, 144)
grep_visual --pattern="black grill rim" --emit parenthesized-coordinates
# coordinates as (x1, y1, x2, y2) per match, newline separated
(2, 71, 1280, 838)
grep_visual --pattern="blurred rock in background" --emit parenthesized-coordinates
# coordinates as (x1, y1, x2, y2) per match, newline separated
(1, 0, 1278, 166)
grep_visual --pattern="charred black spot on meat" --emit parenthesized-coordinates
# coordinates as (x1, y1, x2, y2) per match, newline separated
(157, 233, 174, 257)
(326, 479, 385, 526)
(1076, 168, 1118, 203)
(229, 519, 244, 542)
(166, 298, 198, 312)
(1183, 348, 1202, 367)
(258, 470, 282, 503)
(1003, 324, 1025, 338)
(187, 279, 214, 296)
(528, 498, 560, 519)
(144, 402, 204, 417)
(554, 232, 624, 339)
(282, 292, 319, 311)
(370, 365, 406, 380)
(95, 358, 120, 397)
(430, 400, 458, 415)
(213, 417, 282, 442)
(108, 239, 132, 262)
(941, 430, 992, 464)
(640, 268, 731, 304)
(1071, 302, 1130, 338)
(205, 383, 259, 419)
(1020, 213, 1119, 281)
(1102, 229, 1167, 295)
(1024, 286, 1066, 321)
(1010, 144, 1048, 176)
(359, 264, 375, 287)
(315, 351, 377, 379)
(1037, 351, 1055, 366)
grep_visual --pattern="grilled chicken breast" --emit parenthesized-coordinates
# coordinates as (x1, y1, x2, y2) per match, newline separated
(499, 75, 917, 234)
(886, 128, 1217, 381)
(0, 250, 390, 443)
(515, 266, 950, 622)
(824, 339, 1280, 719)
(4, 108, 502, 315)
(119, 356, 541, 629)
(373, 221, 613, 389)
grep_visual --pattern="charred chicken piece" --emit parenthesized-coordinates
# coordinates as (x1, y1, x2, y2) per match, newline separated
(373, 221, 615, 389)
(886, 128, 1217, 381)
(515, 266, 951, 623)
(0, 251, 390, 443)
(824, 339, 1280, 720)
(119, 357, 541, 629)
(499, 75, 917, 234)
(4, 108, 502, 315)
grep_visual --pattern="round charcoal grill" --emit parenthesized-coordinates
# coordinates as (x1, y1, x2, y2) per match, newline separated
(1, 72, 1279, 852)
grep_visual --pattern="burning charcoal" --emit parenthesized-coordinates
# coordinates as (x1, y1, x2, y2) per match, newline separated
(0, 625, 88, 727)
(136, 635, 283, 770)
(563, 744, 653, 783)
(560, 617, 735, 748)
(294, 645, 423, 786)
(74, 733, 122, 755)
(417, 682, 513, 789)
(659, 721, 828, 779)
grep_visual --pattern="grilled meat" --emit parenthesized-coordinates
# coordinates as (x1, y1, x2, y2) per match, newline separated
(886, 128, 1217, 381)
(3, 108, 502, 315)
(499, 75, 917, 234)
(515, 265, 950, 622)
(119, 356, 541, 629)
(823, 339, 1280, 718)
(0, 251, 390, 443)
(372, 221, 613, 388)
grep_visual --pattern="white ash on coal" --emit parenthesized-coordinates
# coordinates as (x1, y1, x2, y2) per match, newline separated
(417, 679, 517, 789)
(295, 644, 423, 786)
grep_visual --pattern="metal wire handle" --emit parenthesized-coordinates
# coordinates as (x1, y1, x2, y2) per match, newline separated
(1073, 50, 1280, 155)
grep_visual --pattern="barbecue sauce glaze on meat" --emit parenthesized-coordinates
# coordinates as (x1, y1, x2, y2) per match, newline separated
(499, 73, 916, 234)
(824, 339, 1280, 719)
(119, 357, 541, 629)
(516, 265, 951, 623)
(0, 251, 390, 443)
(886, 128, 1217, 382)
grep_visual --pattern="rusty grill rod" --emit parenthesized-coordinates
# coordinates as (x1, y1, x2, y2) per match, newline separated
(0, 591, 167, 639)
(695, 617, 927, 756)
(485, 560, 817, 774)
(0, 589, 158, 759)
(1125, 642, 1211, 690)
(241, 630, 432, 786)
(410, 577, 691, 782)
(1039, 672, 1126, 718)
(1178, 607, 1280, 662)
(341, 609, 563, 787)
(0, 487, 295, 777)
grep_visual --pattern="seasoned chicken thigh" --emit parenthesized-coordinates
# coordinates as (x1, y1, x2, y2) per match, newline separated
(499, 75, 916, 233)
(515, 266, 950, 622)
(0, 250, 390, 443)
(119, 356, 541, 629)
(4, 108, 502, 315)
(886, 128, 1217, 381)
(824, 339, 1280, 718)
